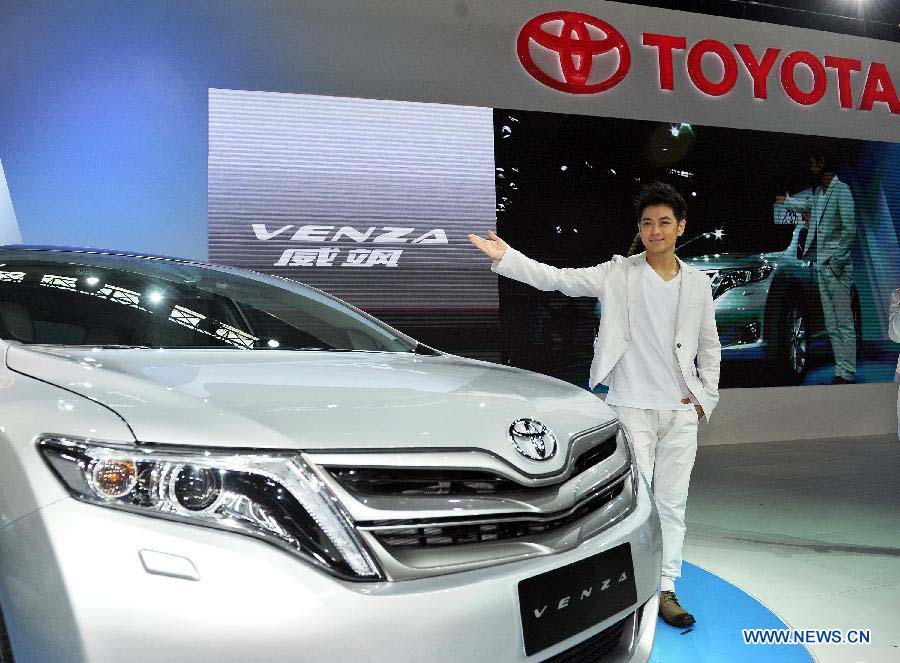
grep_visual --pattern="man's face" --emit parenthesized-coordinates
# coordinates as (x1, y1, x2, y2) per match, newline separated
(808, 157, 824, 183)
(639, 204, 686, 256)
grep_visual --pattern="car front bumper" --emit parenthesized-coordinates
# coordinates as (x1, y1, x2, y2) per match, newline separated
(0, 475, 661, 663)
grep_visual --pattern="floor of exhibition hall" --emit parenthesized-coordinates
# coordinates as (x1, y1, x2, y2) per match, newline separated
(652, 435, 899, 663)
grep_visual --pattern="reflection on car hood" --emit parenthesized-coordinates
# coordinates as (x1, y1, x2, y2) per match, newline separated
(684, 252, 775, 272)
(7, 346, 615, 462)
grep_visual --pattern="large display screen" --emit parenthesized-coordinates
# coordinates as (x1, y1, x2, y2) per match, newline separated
(492, 108, 900, 389)
(208, 89, 499, 359)
(209, 89, 900, 388)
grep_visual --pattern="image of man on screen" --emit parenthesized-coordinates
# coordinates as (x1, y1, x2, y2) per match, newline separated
(890, 288, 900, 439)
(469, 182, 721, 628)
(777, 152, 858, 384)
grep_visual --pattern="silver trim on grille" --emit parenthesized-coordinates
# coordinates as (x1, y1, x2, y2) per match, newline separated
(359, 469, 637, 580)
(305, 419, 619, 485)
(357, 464, 632, 532)
(303, 423, 638, 580)
(306, 427, 628, 524)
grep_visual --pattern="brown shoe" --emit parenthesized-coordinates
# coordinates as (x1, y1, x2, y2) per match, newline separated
(659, 590, 696, 627)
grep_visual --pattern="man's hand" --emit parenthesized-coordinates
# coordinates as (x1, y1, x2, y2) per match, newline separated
(775, 191, 789, 204)
(468, 230, 508, 261)
(682, 397, 704, 420)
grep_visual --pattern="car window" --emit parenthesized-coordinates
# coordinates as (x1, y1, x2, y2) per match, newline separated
(0, 257, 414, 352)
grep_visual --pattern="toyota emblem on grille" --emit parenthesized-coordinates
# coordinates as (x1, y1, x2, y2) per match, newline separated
(509, 418, 558, 461)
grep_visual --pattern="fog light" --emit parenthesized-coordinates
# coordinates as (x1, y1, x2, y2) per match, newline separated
(90, 459, 137, 499)
(738, 322, 761, 344)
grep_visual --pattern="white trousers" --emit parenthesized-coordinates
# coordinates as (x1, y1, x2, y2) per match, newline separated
(610, 406, 699, 592)
(817, 263, 857, 380)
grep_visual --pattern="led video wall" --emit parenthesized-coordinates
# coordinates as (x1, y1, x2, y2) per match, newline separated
(492, 108, 900, 389)
(209, 89, 900, 388)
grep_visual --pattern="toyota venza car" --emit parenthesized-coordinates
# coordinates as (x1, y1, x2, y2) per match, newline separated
(0, 246, 660, 663)
(679, 224, 860, 386)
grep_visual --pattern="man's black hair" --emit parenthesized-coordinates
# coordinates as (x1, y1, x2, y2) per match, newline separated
(806, 148, 840, 171)
(635, 181, 687, 222)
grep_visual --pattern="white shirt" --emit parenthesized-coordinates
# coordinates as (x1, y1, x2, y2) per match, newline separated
(605, 264, 694, 410)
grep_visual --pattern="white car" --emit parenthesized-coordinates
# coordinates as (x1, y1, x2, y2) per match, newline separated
(0, 246, 660, 663)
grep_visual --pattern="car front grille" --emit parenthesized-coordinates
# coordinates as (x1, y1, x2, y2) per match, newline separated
(571, 435, 617, 476)
(370, 475, 627, 549)
(326, 466, 521, 497)
(325, 434, 618, 498)
(307, 421, 635, 579)
(540, 615, 628, 663)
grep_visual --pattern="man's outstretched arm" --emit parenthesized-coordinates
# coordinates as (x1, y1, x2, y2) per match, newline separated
(776, 190, 812, 214)
(468, 230, 614, 298)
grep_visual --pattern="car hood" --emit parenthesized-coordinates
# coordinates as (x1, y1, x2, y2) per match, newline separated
(683, 252, 775, 272)
(7, 346, 614, 458)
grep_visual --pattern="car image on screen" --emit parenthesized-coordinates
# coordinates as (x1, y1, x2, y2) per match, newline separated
(679, 224, 861, 386)
(0, 246, 661, 663)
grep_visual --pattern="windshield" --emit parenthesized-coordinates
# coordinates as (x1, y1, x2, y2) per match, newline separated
(677, 224, 796, 259)
(0, 253, 415, 352)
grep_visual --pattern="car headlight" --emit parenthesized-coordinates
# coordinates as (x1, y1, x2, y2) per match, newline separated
(710, 265, 773, 299)
(38, 436, 382, 580)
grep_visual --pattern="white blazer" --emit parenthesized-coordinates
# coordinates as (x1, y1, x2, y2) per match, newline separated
(493, 249, 721, 422)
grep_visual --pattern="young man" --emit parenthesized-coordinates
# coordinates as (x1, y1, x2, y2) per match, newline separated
(469, 182, 720, 627)
(777, 153, 857, 384)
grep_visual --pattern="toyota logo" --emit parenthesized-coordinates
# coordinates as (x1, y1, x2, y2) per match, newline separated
(509, 418, 558, 461)
(517, 12, 631, 94)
